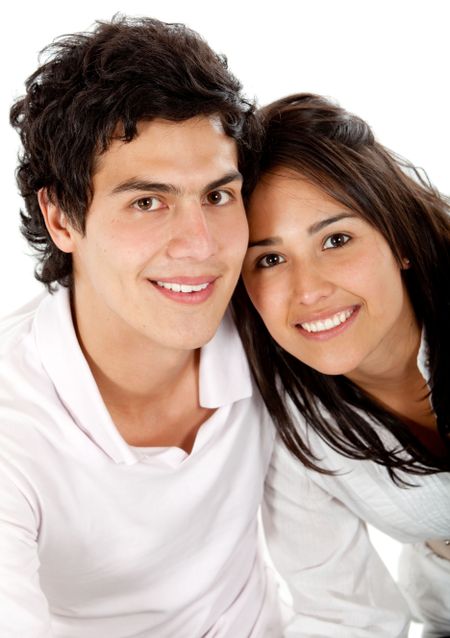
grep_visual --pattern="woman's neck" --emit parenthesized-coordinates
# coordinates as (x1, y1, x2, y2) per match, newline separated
(346, 303, 421, 394)
(346, 320, 445, 456)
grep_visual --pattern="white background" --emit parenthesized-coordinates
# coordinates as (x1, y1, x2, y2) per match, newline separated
(2, 1, 449, 634)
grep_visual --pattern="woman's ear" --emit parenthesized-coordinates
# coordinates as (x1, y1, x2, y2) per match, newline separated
(401, 257, 411, 270)
(37, 189, 77, 253)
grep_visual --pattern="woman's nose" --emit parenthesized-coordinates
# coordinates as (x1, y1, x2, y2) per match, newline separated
(291, 264, 334, 306)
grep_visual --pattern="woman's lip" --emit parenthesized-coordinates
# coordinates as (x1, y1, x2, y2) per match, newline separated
(295, 305, 360, 341)
(293, 305, 358, 325)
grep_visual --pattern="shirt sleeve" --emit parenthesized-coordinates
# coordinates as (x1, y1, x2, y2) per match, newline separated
(263, 438, 411, 637)
(0, 462, 53, 637)
(398, 541, 450, 638)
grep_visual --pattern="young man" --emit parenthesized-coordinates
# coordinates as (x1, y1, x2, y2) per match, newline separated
(0, 17, 282, 636)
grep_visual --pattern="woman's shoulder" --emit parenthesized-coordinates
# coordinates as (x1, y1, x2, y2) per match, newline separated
(270, 429, 450, 541)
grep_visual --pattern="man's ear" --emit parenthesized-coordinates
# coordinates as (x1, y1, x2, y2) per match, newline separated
(37, 189, 78, 253)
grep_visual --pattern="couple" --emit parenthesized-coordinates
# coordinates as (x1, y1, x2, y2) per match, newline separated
(1, 15, 449, 638)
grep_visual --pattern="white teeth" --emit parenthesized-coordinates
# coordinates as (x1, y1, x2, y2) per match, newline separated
(156, 281, 209, 293)
(301, 308, 354, 333)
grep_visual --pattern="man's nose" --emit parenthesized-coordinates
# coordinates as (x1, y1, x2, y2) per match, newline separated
(167, 203, 218, 261)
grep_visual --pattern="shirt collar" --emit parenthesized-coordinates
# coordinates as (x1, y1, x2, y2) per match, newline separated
(199, 308, 253, 408)
(417, 327, 430, 381)
(33, 287, 253, 464)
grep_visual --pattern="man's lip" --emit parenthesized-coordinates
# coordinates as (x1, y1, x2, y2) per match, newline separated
(149, 275, 218, 285)
(292, 305, 359, 326)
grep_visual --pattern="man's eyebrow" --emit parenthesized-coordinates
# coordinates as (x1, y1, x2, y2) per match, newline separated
(248, 213, 357, 248)
(110, 171, 242, 197)
(203, 171, 243, 194)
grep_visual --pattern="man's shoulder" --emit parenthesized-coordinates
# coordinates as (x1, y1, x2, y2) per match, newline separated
(0, 291, 54, 419)
(0, 290, 66, 453)
(0, 292, 47, 358)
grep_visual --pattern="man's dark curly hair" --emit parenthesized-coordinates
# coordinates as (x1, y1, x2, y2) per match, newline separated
(10, 15, 259, 289)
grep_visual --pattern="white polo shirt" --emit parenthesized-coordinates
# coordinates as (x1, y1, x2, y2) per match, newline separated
(0, 288, 281, 637)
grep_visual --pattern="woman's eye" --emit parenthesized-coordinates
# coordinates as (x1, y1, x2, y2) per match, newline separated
(256, 253, 286, 268)
(132, 196, 164, 212)
(323, 233, 351, 249)
(205, 190, 232, 206)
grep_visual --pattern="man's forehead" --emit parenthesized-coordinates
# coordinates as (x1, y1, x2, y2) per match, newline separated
(92, 116, 240, 195)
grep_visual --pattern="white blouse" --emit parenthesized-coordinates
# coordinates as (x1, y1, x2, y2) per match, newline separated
(264, 336, 450, 637)
(265, 433, 450, 637)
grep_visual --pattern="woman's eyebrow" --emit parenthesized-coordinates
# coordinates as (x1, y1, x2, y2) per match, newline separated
(307, 213, 357, 235)
(248, 213, 357, 248)
(248, 237, 281, 248)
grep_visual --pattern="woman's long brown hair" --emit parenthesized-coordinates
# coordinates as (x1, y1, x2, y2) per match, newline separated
(233, 93, 450, 484)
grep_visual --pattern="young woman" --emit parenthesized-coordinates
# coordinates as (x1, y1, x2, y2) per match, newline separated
(235, 93, 450, 636)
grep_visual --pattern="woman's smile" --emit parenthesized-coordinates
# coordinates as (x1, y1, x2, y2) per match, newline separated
(295, 305, 359, 339)
(242, 171, 418, 378)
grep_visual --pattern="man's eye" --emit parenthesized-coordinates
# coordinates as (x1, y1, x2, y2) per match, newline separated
(256, 253, 286, 268)
(323, 233, 351, 249)
(205, 190, 232, 206)
(132, 196, 164, 212)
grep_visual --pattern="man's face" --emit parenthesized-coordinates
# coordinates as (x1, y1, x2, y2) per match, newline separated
(67, 116, 248, 354)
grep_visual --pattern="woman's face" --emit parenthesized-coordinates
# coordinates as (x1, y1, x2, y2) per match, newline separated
(242, 170, 417, 378)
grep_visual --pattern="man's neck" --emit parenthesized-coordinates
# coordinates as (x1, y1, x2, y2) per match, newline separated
(71, 290, 213, 452)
